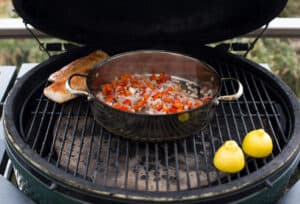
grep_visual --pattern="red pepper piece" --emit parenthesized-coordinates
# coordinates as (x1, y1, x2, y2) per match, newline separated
(163, 97, 173, 103)
(194, 100, 204, 108)
(105, 95, 114, 103)
(167, 107, 177, 113)
(153, 92, 163, 100)
(102, 84, 112, 95)
(173, 102, 183, 109)
(119, 105, 130, 112)
(150, 74, 157, 81)
(156, 104, 163, 111)
(113, 103, 122, 109)
(202, 96, 213, 103)
(123, 99, 131, 106)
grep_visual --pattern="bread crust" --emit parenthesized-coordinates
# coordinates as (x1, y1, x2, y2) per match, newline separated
(48, 50, 109, 82)
(44, 50, 109, 103)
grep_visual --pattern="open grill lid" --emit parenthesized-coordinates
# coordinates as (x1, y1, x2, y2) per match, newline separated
(13, 0, 287, 45)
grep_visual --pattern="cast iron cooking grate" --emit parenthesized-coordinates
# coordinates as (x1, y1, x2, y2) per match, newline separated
(19, 59, 289, 192)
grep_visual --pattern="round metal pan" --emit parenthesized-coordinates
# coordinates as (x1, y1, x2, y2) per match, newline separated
(66, 50, 243, 141)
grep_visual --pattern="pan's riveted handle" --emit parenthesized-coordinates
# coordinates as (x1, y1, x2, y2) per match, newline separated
(218, 78, 243, 101)
(65, 73, 89, 96)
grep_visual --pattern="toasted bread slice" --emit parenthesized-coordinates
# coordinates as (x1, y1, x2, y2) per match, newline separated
(48, 50, 109, 82)
(43, 75, 87, 104)
(44, 50, 109, 103)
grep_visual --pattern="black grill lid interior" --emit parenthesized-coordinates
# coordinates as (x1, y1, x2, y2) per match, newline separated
(13, 0, 287, 45)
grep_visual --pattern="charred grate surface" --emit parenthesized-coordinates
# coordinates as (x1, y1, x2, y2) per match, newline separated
(19, 60, 289, 192)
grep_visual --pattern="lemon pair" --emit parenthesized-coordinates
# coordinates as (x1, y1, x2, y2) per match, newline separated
(213, 129, 273, 173)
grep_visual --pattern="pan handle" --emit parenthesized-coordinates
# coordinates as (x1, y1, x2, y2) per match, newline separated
(218, 78, 243, 101)
(65, 73, 89, 96)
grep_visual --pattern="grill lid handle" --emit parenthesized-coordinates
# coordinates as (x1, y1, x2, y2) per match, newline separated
(218, 78, 243, 101)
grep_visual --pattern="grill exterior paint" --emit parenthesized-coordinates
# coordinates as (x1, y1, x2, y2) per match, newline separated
(4, 46, 300, 203)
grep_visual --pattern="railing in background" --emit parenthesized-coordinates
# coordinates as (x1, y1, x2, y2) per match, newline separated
(0, 17, 300, 39)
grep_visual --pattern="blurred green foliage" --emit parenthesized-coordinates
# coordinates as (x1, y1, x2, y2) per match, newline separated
(0, 39, 48, 66)
(280, 0, 300, 17)
(248, 38, 300, 97)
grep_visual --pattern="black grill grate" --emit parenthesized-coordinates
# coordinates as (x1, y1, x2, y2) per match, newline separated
(19, 59, 289, 193)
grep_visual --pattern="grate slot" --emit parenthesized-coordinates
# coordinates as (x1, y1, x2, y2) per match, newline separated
(103, 134, 112, 185)
(164, 142, 170, 191)
(192, 136, 201, 187)
(47, 104, 66, 162)
(24, 81, 48, 142)
(114, 137, 120, 185)
(124, 140, 130, 189)
(154, 143, 159, 191)
(250, 75, 282, 153)
(200, 131, 213, 185)
(145, 143, 149, 191)
(207, 124, 223, 183)
(93, 127, 104, 183)
(183, 139, 191, 189)
(173, 142, 180, 191)
(219, 65, 250, 176)
(230, 69, 260, 170)
(56, 103, 75, 167)
(40, 103, 57, 156)
(84, 120, 96, 180)
(239, 69, 279, 161)
(65, 101, 83, 172)
(222, 68, 252, 174)
(214, 111, 232, 182)
(74, 105, 90, 176)
(134, 142, 140, 190)
(31, 98, 50, 150)
(259, 80, 289, 143)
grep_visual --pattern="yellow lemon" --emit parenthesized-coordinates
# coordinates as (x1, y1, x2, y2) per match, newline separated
(242, 129, 273, 158)
(213, 140, 245, 173)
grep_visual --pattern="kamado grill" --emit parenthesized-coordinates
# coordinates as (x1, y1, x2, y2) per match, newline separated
(3, 0, 300, 203)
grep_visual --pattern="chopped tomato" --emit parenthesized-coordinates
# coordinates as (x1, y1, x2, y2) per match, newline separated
(173, 102, 183, 109)
(120, 73, 130, 81)
(119, 80, 127, 86)
(137, 99, 146, 107)
(124, 90, 131, 96)
(102, 84, 112, 95)
(143, 93, 149, 100)
(113, 103, 122, 109)
(176, 107, 184, 112)
(167, 107, 177, 113)
(98, 72, 213, 114)
(174, 98, 181, 103)
(153, 92, 163, 100)
(156, 104, 163, 111)
(186, 100, 193, 108)
(119, 105, 129, 112)
(194, 100, 204, 108)
(112, 80, 118, 89)
(123, 99, 131, 106)
(163, 97, 173, 103)
(150, 74, 157, 81)
(167, 86, 174, 91)
(133, 105, 140, 111)
(105, 95, 114, 103)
